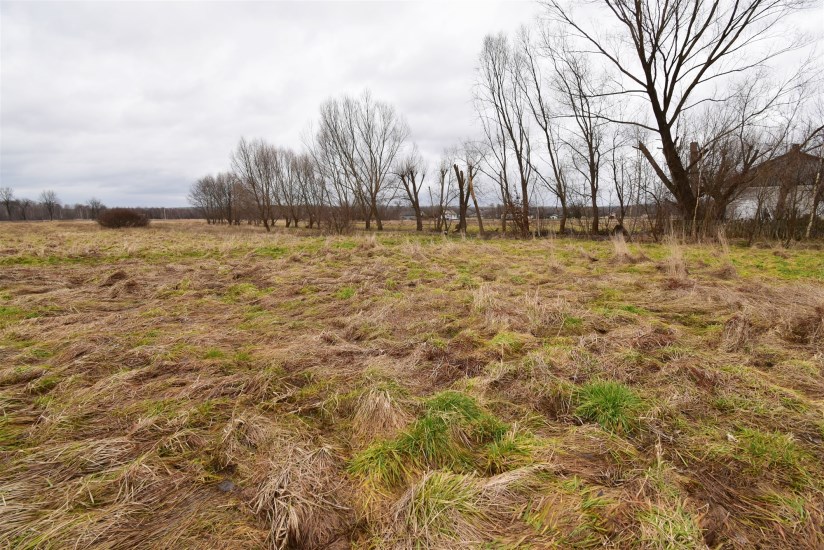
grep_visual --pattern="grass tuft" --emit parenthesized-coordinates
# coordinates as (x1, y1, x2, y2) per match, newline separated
(575, 380, 643, 434)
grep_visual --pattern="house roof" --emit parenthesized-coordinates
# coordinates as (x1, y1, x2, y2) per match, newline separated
(749, 145, 821, 185)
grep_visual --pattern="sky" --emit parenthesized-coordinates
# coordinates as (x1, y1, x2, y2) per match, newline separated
(1, 0, 543, 207)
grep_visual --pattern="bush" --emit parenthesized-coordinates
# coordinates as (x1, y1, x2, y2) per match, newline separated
(97, 208, 150, 228)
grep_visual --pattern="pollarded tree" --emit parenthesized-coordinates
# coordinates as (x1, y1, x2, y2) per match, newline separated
(276, 148, 303, 228)
(18, 198, 33, 221)
(394, 147, 427, 231)
(429, 156, 458, 233)
(450, 144, 483, 236)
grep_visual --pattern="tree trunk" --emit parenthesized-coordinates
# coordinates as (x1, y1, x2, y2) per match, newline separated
(805, 155, 823, 239)
(520, 180, 530, 238)
(590, 192, 599, 234)
(469, 178, 484, 237)
(414, 204, 423, 231)
(372, 202, 383, 231)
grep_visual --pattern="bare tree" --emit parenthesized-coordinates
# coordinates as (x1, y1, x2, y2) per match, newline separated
(315, 90, 409, 230)
(18, 198, 32, 221)
(547, 37, 609, 234)
(294, 153, 325, 229)
(477, 33, 534, 237)
(87, 198, 105, 220)
(189, 173, 235, 225)
(39, 190, 59, 221)
(450, 144, 483, 236)
(395, 147, 427, 231)
(804, 119, 824, 238)
(543, 0, 815, 220)
(606, 131, 641, 234)
(231, 137, 279, 231)
(276, 149, 303, 228)
(0, 187, 14, 219)
(310, 124, 359, 234)
(463, 143, 486, 236)
(430, 157, 457, 233)
(516, 28, 571, 234)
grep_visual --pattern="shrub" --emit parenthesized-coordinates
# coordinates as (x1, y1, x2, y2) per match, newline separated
(97, 208, 150, 228)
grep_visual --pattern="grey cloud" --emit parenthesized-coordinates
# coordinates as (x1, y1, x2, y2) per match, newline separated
(1, 1, 539, 206)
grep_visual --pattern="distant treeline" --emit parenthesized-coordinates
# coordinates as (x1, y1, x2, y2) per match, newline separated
(0, 190, 201, 222)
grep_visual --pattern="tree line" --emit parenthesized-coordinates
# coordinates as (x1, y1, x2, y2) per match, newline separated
(0, 189, 104, 222)
(191, 1, 823, 241)
(0, 188, 198, 222)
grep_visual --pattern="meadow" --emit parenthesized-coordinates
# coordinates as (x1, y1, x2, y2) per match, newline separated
(1, 221, 822, 549)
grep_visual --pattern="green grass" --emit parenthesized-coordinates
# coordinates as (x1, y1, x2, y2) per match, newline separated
(489, 331, 526, 356)
(254, 245, 287, 258)
(202, 348, 225, 359)
(223, 283, 263, 301)
(335, 286, 356, 300)
(348, 440, 408, 487)
(3, 223, 823, 549)
(638, 503, 703, 549)
(734, 428, 805, 474)
(400, 471, 481, 541)
(350, 391, 519, 486)
(483, 431, 535, 474)
(575, 380, 643, 434)
(28, 375, 60, 395)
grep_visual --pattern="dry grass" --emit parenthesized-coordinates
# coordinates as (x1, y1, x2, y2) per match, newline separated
(1, 220, 823, 548)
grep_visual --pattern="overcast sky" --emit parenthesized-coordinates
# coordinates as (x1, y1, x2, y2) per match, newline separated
(1, 0, 544, 207)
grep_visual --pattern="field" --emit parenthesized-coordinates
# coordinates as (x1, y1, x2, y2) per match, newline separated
(1, 221, 823, 549)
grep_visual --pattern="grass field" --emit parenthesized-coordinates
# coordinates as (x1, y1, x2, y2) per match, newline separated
(1, 221, 822, 549)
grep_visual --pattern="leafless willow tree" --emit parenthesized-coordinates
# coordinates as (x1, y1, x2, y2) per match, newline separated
(294, 153, 325, 229)
(309, 130, 353, 234)
(516, 28, 570, 234)
(18, 198, 32, 221)
(274, 149, 302, 228)
(189, 173, 234, 224)
(87, 198, 105, 220)
(462, 143, 486, 236)
(477, 33, 534, 237)
(546, 36, 611, 234)
(1, 187, 14, 219)
(315, 91, 409, 230)
(39, 190, 59, 221)
(804, 113, 824, 238)
(430, 157, 457, 232)
(543, 0, 816, 221)
(394, 147, 427, 231)
(231, 137, 279, 231)
(449, 144, 484, 236)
